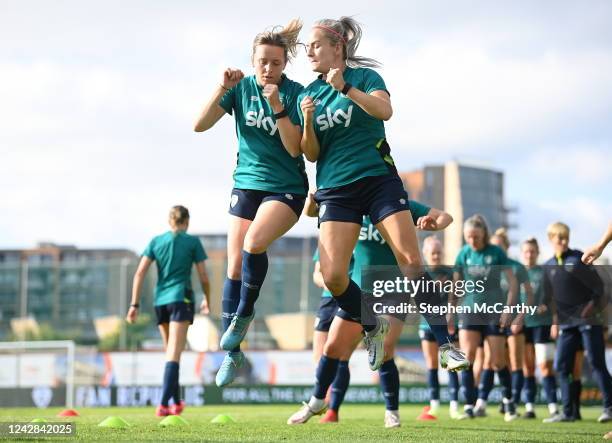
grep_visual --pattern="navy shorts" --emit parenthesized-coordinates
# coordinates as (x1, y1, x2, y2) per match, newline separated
(155, 301, 195, 325)
(229, 188, 306, 221)
(524, 325, 553, 344)
(335, 307, 359, 324)
(459, 323, 510, 337)
(314, 173, 409, 226)
(419, 328, 458, 343)
(315, 297, 339, 332)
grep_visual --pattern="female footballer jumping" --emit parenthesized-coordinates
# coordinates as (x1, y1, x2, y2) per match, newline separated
(194, 20, 307, 386)
(290, 16, 468, 422)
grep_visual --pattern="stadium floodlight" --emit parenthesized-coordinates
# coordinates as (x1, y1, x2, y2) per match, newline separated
(0, 340, 75, 408)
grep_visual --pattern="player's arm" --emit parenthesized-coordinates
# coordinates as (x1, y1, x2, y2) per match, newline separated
(324, 68, 392, 120)
(194, 68, 244, 132)
(513, 280, 534, 328)
(127, 256, 153, 323)
(416, 207, 453, 231)
(582, 221, 612, 264)
(300, 96, 320, 161)
(501, 268, 518, 327)
(345, 89, 392, 121)
(262, 84, 301, 157)
(543, 268, 559, 338)
(195, 261, 211, 314)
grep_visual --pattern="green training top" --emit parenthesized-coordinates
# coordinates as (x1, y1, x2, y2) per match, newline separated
(523, 265, 553, 327)
(454, 243, 510, 307)
(219, 74, 307, 195)
(500, 257, 529, 297)
(298, 67, 394, 189)
(142, 231, 207, 306)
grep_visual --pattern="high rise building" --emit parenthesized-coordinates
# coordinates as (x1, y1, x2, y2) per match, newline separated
(399, 161, 510, 261)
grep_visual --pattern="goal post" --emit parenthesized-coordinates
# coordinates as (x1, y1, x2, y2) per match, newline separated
(0, 340, 75, 408)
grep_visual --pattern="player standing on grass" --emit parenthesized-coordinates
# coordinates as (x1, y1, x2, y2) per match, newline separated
(287, 16, 468, 423)
(417, 236, 462, 421)
(519, 237, 560, 421)
(489, 228, 534, 419)
(450, 215, 519, 421)
(126, 206, 210, 417)
(194, 20, 307, 387)
(291, 198, 457, 427)
(542, 222, 612, 423)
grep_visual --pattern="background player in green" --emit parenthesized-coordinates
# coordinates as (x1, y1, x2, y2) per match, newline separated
(126, 205, 210, 417)
(450, 214, 519, 421)
(489, 228, 534, 419)
(519, 237, 560, 421)
(417, 235, 461, 421)
(295, 19, 468, 428)
(290, 199, 455, 427)
(193, 20, 308, 387)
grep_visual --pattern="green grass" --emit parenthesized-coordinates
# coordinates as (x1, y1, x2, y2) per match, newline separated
(0, 405, 607, 442)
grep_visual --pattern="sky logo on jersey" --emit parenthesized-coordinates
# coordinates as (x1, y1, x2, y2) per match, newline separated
(245, 109, 278, 136)
(359, 223, 386, 245)
(316, 105, 353, 131)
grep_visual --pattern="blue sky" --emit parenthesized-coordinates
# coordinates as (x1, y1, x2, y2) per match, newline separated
(1, 0, 610, 261)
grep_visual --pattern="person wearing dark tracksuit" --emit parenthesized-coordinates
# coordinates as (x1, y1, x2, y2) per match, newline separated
(543, 221, 611, 423)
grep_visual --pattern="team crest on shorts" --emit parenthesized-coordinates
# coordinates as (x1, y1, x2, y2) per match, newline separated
(319, 204, 327, 217)
(285, 193, 294, 200)
(399, 198, 406, 205)
(230, 194, 239, 208)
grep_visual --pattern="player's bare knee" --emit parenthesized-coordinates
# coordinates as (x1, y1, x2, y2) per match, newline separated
(322, 272, 348, 295)
(395, 252, 423, 268)
(323, 340, 343, 359)
(243, 233, 269, 254)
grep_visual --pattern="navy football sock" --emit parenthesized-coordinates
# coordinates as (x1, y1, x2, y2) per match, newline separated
(236, 251, 268, 317)
(333, 280, 370, 330)
(478, 369, 494, 400)
(379, 359, 400, 410)
(543, 375, 558, 404)
(525, 376, 537, 404)
(461, 368, 476, 406)
(448, 370, 459, 402)
(222, 278, 242, 352)
(329, 360, 351, 412)
(161, 361, 179, 407)
(511, 370, 524, 404)
(497, 367, 512, 400)
(428, 369, 440, 400)
(313, 356, 340, 399)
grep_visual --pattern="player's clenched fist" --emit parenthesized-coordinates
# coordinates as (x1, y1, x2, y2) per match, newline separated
(325, 68, 345, 91)
(222, 68, 244, 89)
(262, 84, 281, 108)
(301, 96, 315, 121)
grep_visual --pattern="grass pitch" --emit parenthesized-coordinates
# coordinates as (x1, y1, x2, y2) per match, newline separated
(0, 404, 606, 441)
